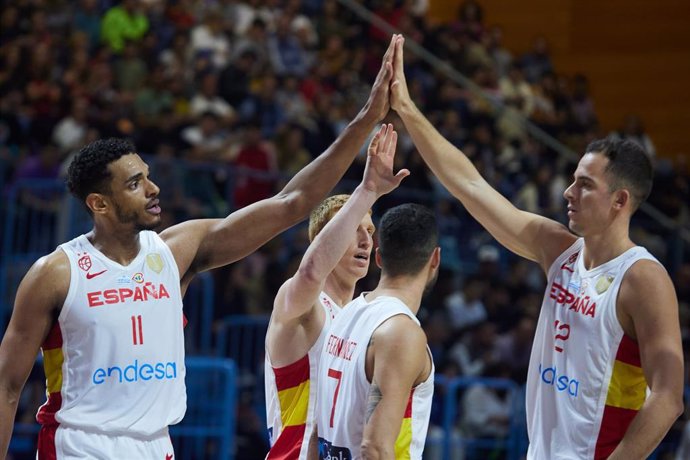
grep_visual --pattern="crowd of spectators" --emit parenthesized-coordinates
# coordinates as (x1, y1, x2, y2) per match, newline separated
(2, 0, 689, 458)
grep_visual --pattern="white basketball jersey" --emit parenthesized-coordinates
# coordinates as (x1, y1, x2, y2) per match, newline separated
(37, 231, 186, 436)
(264, 292, 340, 460)
(316, 294, 434, 460)
(526, 238, 660, 459)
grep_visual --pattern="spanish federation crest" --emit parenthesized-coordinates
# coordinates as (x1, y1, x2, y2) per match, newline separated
(595, 274, 615, 294)
(146, 253, 164, 273)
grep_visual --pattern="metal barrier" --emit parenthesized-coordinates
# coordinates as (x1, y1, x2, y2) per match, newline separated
(435, 375, 526, 460)
(184, 271, 216, 356)
(170, 357, 238, 460)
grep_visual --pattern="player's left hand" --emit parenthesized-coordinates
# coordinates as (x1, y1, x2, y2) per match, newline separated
(362, 123, 410, 196)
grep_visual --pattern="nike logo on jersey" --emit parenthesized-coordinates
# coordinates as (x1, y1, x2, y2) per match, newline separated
(165, 454, 173, 460)
(86, 269, 107, 279)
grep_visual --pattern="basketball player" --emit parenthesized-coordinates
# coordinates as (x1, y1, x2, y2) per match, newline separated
(0, 35, 400, 459)
(317, 203, 438, 459)
(265, 123, 408, 459)
(389, 35, 683, 459)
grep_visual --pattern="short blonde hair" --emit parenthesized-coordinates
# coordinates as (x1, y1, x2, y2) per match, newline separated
(308, 194, 350, 242)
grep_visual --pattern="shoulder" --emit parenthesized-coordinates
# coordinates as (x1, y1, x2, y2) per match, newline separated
(373, 314, 426, 350)
(620, 258, 672, 297)
(618, 257, 676, 319)
(18, 248, 71, 309)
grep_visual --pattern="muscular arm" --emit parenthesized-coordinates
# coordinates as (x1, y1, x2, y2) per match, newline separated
(361, 316, 429, 460)
(161, 35, 400, 286)
(0, 251, 68, 457)
(275, 124, 408, 322)
(608, 260, 684, 459)
(390, 36, 575, 270)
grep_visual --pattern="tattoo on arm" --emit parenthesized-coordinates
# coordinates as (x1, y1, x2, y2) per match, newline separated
(365, 381, 383, 423)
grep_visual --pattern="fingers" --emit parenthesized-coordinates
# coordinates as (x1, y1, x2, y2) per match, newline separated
(384, 129, 397, 157)
(368, 124, 386, 156)
(394, 168, 411, 184)
(393, 34, 405, 79)
(375, 34, 399, 83)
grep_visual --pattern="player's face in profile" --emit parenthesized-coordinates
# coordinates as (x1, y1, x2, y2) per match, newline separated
(335, 213, 375, 281)
(563, 153, 617, 236)
(107, 154, 162, 231)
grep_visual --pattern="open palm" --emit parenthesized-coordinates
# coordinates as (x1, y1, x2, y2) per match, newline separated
(362, 123, 410, 196)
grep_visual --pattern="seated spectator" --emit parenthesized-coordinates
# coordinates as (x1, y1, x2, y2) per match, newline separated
(190, 72, 236, 126)
(460, 362, 514, 459)
(100, 0, 149, 54)
(267, 15, 309, 77)
(449, 321, 500, 377)
(610, 114, 657, 159)
(52, 97, 90, 154)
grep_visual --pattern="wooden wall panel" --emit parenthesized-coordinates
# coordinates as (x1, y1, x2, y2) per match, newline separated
(427, 0, 690, 160)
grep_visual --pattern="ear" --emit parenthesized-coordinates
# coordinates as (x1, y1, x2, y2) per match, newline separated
(86, 192, 108, 215)
(613, 189, 630, 211)
(430, 247, 441, 271)
(375, 248, 383, 269)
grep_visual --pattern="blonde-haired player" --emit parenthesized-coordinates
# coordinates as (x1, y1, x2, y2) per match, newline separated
(264, 123, 408, 459)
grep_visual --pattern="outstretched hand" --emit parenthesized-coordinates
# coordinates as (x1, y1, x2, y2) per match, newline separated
(362, 123, 410, 196)
(389, 35, 410, 113)
(361, 34, 400, 123)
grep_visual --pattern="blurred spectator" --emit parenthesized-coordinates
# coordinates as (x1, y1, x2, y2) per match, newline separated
(52, 97, 90, 154)
(239, 74, 286, 139)
(190, 72, 236, 125)
(449, 320, 500, 376)
(520, 36, 553, 83)
(460, 362, 513, 440)
(181, 111, 233, 162)
(114, 40, 148, 93)
(100, 0, 149, 54)
(219, 50, 258, 108)
(190, 7, 232, 70)
(453, 0, 485, 42)
(445, 275, 488, 332)
(73, 0, 102, 51)
(232, 120, 277, 209)
(610, 114, 657, 158)
(267, 15, 310, 77)
(495, 316, 536, 380)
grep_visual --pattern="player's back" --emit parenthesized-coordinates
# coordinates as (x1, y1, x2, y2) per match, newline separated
(316, 294, 434, 459)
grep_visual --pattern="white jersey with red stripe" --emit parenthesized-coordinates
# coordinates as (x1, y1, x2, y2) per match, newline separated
(527, 238, 659, 459)
(37, 231, 186, 437)
(264, 292, 340, 460)
(316, 294, 434, 459)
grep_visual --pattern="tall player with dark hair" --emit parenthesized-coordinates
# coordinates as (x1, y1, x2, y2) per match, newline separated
(265, 123, 408, 459)
(389, 35, 683, 459)
(0, 35, 401, 459)
(317, 203, 439, 459)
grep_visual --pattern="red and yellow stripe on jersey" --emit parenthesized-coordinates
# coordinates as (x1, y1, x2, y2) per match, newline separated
(36, 322, 64, 459)
(594, 335, 646, 459)
(394, 390, 415, 459)
(267, 354, 311, 459)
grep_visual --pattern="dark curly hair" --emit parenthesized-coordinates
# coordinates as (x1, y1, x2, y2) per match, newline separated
(66, 138, 137, 205)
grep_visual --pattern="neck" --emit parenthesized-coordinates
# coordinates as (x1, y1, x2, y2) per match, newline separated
(323, 274, 357, 308)
(366, 273, 427, 315)
(87, 224, 142, 266)
(581, 221, 634, 269)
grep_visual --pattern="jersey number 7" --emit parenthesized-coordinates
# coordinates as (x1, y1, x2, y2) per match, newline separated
(327, 368, 343, 428)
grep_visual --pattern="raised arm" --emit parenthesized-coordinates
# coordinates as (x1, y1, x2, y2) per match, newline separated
(274, 124, 408, 322)
(162, 35, 402, 287)
(607, 261, 684, 459)
(0, 251, 68, 457)
(361, 316, 429, 460)
(389, 36, 575, 270)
